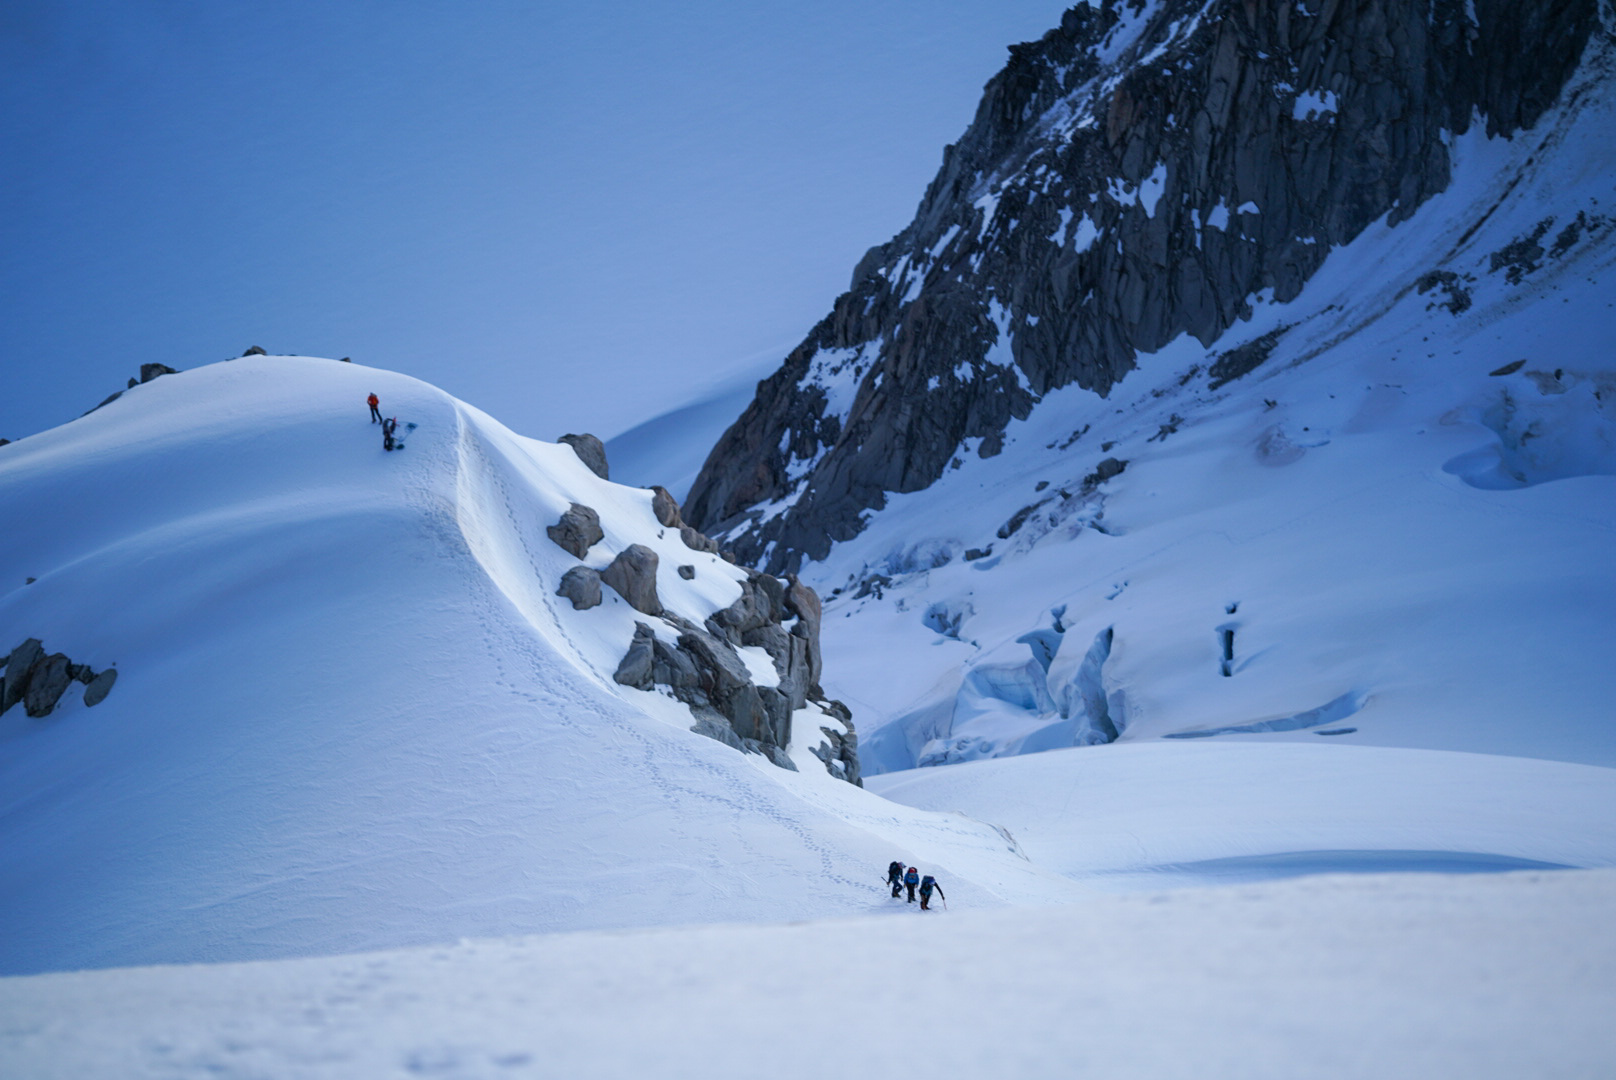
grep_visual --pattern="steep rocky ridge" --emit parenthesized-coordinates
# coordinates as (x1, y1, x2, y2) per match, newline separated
(684, 0, 1602, 572)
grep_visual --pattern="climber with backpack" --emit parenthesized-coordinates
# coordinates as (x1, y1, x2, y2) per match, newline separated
(886, 860, 905, 898)
(382, 416, 398, 451)
(919, 873, 946, 911)
(903, 865, 920, 903)
(367, 393, 382, 423)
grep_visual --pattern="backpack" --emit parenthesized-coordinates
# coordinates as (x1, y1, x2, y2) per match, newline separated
(920, 875, 935, 894)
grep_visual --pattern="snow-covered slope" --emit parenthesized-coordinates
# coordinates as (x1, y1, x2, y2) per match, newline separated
(802, 39, 1616, 777)
(0, 356, 1077, 976)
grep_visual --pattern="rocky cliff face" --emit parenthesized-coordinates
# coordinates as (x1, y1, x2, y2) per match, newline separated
(684, 0, 1601, 572)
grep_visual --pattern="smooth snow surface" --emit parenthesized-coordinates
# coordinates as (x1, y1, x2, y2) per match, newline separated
(869, 742, 1616, 890)
(3, 869, 1612, 1079)
(0, 357, 1075, 976)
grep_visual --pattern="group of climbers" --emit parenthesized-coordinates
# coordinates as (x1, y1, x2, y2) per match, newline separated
(885, 860, 946, 910)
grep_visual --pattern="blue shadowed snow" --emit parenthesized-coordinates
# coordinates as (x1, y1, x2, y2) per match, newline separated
(1090, 850, 1575, 892)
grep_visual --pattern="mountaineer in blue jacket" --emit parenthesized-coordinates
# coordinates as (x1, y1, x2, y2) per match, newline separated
(903, 865, 919, 903)
(919, 873, 945, 910)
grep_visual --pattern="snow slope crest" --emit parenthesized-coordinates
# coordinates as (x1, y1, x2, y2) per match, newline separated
(0, 357, 1073, 975)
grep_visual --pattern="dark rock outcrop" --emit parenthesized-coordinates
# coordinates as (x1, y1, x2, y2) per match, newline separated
(581, 559, 856, 782)
(23, 654, 73, 718)
(684, 0, 1602, 572)
(546, 503, 604, 559)
(810, 699, 861, 786)
(242, 346, 267, 356)
(650, 486, 683, 528)
(555, 458, 859, 783)
(86, 362, 188, 417)
(1, 639, 44, 714)
(613, 623, 657, 690)
(679, 524, 719, 554)
(600, 544, 662, 615)
(557, 566, 603, 610)
(1, 638, 116, 718)
(82, 668, 118, 708)
(559, 433, 610, 480)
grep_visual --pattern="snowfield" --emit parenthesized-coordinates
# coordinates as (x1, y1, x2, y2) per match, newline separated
(2, 869, 1612, 1079)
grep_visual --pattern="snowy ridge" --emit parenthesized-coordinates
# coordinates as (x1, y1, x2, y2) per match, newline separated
(0, 357, 1078, 976)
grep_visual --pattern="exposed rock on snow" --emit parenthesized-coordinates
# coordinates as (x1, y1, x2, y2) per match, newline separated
(556, 565, 603, 610)
(1, 638, 115, 718)
(1208, 326, 1289, 390)
(612, 623, 656, 690)
(558, 433, 610, 479)
(679, 523, 719, 553)
(22, 654, 73, 718)
(1080, 457, 1127, 491)
(684, 0, 1603, 572)
(594, 546, 852, 780)
(81, 668, 118, 708)
(545, 502, 604, 559)
(522, 426, 863, 782)
(811, 697, 861, 785)
(139, 363, 177, 384)
(600, 544, 662, 615)
(650, 485, 682, 528)
(241, 346, 267, 357)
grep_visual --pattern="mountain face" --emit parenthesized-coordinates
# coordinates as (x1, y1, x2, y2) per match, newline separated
(684, 0, 1602, 572)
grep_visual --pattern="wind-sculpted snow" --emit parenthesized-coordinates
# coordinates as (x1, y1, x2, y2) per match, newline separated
(0, 357, 1079, 975)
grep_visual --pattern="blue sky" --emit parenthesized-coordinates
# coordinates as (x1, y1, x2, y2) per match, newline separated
(1, 1, 1067, 444)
